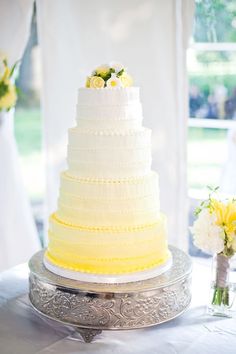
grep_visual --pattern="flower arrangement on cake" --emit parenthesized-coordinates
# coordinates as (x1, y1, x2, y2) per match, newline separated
(85, 62, 133, 89)
(190, 186, 236, 316)
(0, 53, 18, 112)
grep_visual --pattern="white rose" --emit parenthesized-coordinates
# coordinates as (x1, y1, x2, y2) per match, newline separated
(109, 61, 124, 73)
(190, 209, 224, 254)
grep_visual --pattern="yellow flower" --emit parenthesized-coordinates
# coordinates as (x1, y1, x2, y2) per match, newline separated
(0, 83, 17, 110)
(85, 76, 91, 88)
(120, 72, 133, 87)
(211, 199, 236, 235)
(95, 65, 110, 78)
(89, 76, 105, 89)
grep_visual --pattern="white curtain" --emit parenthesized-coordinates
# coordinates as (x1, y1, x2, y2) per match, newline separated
(37, 0, 194, 249)
(0, 0, 40, 271)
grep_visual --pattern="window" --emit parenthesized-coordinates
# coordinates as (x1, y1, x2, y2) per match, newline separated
(188, 0, 236, 256)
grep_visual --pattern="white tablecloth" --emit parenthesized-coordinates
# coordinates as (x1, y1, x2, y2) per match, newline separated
(0, 259, 236, 354)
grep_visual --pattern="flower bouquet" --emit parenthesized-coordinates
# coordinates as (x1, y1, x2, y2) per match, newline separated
(85, 62, 133, 89)
(190, 187, 236, 317)
(0, 53, 18, 114)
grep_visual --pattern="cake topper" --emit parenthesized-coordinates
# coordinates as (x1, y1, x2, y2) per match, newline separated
(85, 62, 133, 89)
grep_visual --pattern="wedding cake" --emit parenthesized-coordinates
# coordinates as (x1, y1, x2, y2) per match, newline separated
(44, 63, 171, 283)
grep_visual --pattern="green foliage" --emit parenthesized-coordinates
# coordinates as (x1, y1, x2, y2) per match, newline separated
(207, 185, 220, 193)
(196, 51, 231, 64)
(14, 108, 42, 155)
(194, 0, 236, 42)
(189, 74, 236, 100)
(188, 127, 226, 141)
(9, 60, 20, 78)
(194, 185, 219, 216)
(95, 68, 116, 82)
(117, 69, 124, 77)
(0, 81, 8, 98)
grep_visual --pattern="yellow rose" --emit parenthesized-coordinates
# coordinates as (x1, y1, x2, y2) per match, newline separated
(95, 65, 110, 78)
(120, 72, 133, 87)
(0, 83, 17, 110)
(85, 76, 91, 88)
(89, 76, 105, 89)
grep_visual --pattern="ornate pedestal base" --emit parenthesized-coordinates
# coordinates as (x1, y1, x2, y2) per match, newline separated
(28, 246, 192, 343)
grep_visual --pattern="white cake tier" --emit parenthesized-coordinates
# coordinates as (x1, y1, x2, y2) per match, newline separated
(76, 87, 142, 130)
(67, 146, 151, 164)
(77, 87, 139, 106)
(59, 171, 159, 200)
(67, 127, 151, 178)
(58, 171, 159, 226)
(77, 115, 142, 131)
(68, 127, 151, 149)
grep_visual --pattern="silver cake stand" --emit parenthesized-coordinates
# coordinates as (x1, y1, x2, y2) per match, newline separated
(28, 246, 192, 343)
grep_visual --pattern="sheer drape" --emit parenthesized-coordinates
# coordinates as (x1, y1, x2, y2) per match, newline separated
(37, 0, 194, 248)
(0, 0, 40, 271)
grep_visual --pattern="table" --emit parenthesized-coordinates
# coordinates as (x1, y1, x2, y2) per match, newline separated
(1, 258, 236, 354)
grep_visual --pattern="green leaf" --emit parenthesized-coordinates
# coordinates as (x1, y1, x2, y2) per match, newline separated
(194, 207, 202, 216)
(101, 70, 113, 82)
(15, 87, 21, 96)
(117, 68, 124, 77)
(9, 60, 20, 78)
(0, 81, 9, 98)
(207, 185, 219, 193)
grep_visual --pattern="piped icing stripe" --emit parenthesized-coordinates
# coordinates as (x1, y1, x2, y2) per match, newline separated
(47, 247, 164, 262)
(68, 126, 149, 136)
(59, 171, 159, 201)
(48, 214, 167, 244)
(45, 250, 171, 275)
(62, 170, 157, 184)
(51, 213, 160, 232)
(48, 231, 161, 246)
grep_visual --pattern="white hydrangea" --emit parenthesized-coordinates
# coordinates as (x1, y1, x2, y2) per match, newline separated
(190, 208, 224, 254)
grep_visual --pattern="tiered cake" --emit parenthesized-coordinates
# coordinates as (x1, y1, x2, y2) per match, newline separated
(44, 63, 171, 282)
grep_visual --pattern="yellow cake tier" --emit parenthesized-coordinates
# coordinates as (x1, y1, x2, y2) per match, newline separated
(56, 171, 160, 227)
(45, 213, 170, 275)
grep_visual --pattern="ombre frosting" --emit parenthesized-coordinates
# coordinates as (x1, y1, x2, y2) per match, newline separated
(45, 84, 170, 279)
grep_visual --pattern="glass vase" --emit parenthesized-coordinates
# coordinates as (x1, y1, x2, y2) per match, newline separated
(207, 253, 236, 317)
